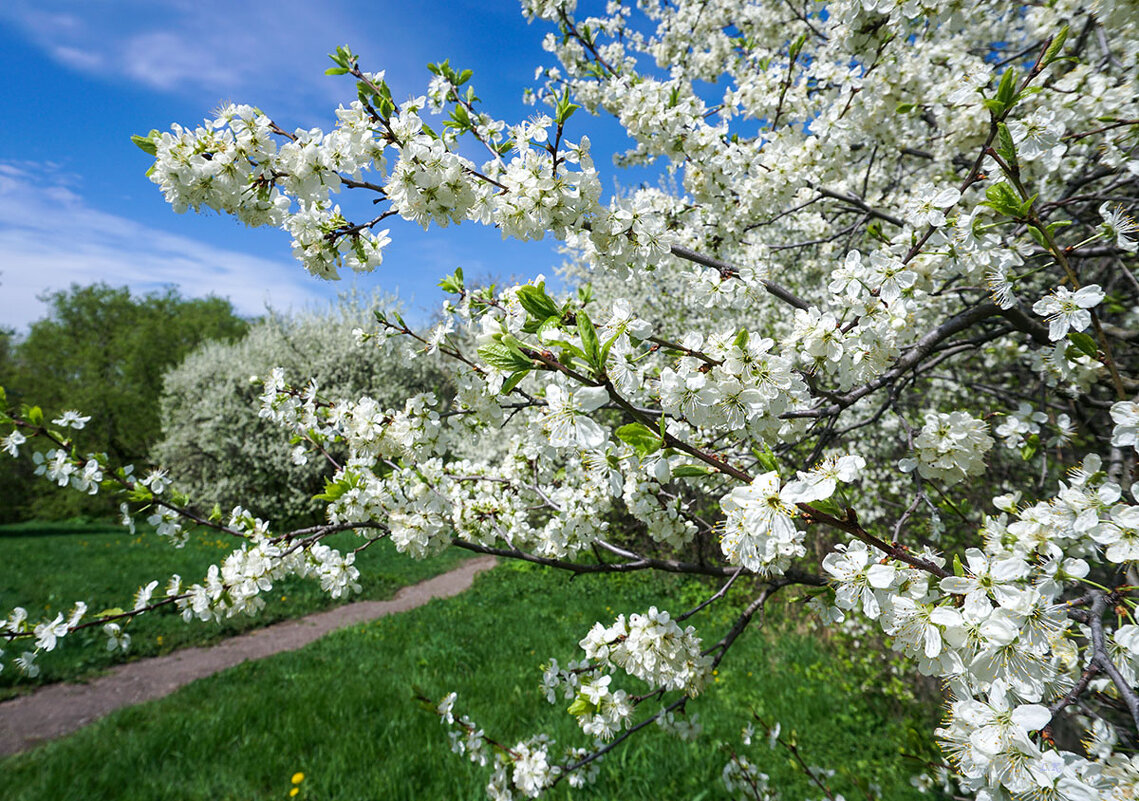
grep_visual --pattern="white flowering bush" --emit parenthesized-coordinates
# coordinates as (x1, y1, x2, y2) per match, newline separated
(4, 1, 1139, 798)
(153, 295, 445, 526)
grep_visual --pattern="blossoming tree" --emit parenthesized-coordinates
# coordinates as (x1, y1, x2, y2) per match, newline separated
(4, 0, 1139, 797)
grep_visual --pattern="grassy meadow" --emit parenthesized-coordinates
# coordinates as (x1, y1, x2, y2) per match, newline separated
(0, 520, 472, 699)
(2, 560, 948, 801)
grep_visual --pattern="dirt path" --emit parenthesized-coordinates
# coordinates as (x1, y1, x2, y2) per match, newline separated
(0, 556, 497, 757)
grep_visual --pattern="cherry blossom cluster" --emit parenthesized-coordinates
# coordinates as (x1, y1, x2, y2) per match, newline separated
(900, 411, 995, 485)
(0, 420, 369, 675)
(429, 691, 601, 799)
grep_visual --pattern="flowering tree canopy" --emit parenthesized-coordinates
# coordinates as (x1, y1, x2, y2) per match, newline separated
(154, 294, 445, 527)
(4, 0, 1139, 797)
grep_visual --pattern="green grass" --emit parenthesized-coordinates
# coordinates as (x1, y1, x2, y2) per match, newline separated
(2, 562, 945, 801)
(0, 520, 472, 698)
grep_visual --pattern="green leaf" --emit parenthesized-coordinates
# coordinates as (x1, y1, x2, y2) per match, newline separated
(446, 104, 471, 130)
(478, 342, 534, 373)
(567, 695, 595, 717)
(25, 405, 43, 426)
(313, 478, 347, 503)
(555, 88, 579, 126)
(126, 485, 153, 503)
(1067, 331, 1099, 359)
(615, 423, 663, 458)
(996, 122, 1018, 172)
(96, 608, 125, 618)
(952, 554, 965, 577)
(809, 496, 844, 518)
(329, 45, 355, 70)
(599, 324, 625, 367)
(1021, 435, 1039, 461)
(543, 338, 586, 362)
(325, 67, 350, 76)
(1043, 25, 1069, 66)
(516, 283, 561, 321)
(895, 103, 916, 114)
(501, 370, 530, 395)
(981, 182, 1022, 217)
(532, 315, 563, 341)
(130, 132, 158, 156)
(788, 32, 808, 61)
(438, 267, 465, 295)
(576, 308, 602, 373)
(753, 447, 779, 473)
(995, 66, 1018, 113)
(671, 464, 713, 478)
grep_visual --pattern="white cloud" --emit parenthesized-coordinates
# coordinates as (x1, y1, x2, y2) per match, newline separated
(120, 31, 239, 92)
(0, 0, 415, 119)
(49, 45, 105, 72)
(0, 162, 333, 331)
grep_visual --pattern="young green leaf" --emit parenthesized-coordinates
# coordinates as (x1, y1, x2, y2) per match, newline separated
(615, 422, 663, 458)
(671, 464, 714, 478)
(1067, 331, 1099, 359)
(130, 132, 159, 156)
(576, 308, 602, 373)
(753, 447, 779, 473)
(501, 370, 530, 395)
(516, 284, 561, 321)
(1042, 25, 1069, 66)
(438, 267, 465, 295)
(478, 342, 535, 373)
(25, 405, 44, 427)
(996, 122, 1019, 172)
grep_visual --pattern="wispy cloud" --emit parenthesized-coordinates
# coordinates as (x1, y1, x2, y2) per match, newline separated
(0, 0, 415, 119)
(0, 161, 335, 331)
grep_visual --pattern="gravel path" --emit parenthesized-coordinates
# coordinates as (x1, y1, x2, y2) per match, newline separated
(0, 556, 497, 757)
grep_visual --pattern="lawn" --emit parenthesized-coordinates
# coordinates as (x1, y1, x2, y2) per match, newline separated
(0, 520, 472, 699)
(2, 561, 948, 801)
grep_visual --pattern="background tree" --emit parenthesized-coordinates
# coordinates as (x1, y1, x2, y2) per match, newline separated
(154, 294, 447, 527)
(0, 283, 248, 521)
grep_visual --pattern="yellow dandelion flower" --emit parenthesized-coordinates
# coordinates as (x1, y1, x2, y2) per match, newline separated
(292, 772, 305, 784)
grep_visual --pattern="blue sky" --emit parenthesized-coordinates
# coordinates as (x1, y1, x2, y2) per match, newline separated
(0, 1, 636, 330)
